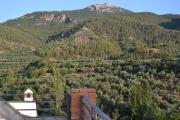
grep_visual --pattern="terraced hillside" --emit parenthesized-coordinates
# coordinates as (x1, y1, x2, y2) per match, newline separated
(34, 16, 180, 60)
(0, 25, 38, 53)
(0, 58, 179, 119)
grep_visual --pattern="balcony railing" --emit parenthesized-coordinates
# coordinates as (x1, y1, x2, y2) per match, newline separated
(82, 96, 111, 120)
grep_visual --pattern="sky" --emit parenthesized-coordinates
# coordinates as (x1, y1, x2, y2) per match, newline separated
(0, 0, 179, 23)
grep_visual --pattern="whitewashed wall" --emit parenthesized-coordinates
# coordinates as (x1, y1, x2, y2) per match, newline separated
(9, 102, 37, 117)
(0, 102, 37, 119)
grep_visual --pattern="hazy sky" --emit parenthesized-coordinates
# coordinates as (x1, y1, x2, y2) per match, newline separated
(0, 0, 179, 22)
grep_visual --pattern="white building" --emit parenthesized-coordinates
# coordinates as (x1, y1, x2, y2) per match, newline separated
(24, 88, 34, 101)
(0, 88, 37, 119)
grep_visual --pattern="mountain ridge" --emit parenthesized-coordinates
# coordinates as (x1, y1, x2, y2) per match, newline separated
(86, 3, 130, 13)
(2, 3, 180, 25)
(1, 3, 180, 58)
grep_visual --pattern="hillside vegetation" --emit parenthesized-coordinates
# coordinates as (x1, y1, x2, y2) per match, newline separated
(0, 3, 180, 120)
(0, 25, 37, 53)
(0, 58, 179, 119)
(35, 16, 180, 60)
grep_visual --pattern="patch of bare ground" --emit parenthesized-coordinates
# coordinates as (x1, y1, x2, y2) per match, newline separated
(66, 72, 88, 77)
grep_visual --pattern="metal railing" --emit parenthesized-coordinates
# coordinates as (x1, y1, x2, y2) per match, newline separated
(81, 96, 111, 120)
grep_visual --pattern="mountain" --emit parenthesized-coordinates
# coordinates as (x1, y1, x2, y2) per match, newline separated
(86, 3, 131, 14)
(3, 4, 131, 43)
(4, 3, 131, 29)
(1, 3, 180, 59)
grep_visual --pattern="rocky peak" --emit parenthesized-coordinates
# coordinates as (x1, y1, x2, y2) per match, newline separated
(40, 13, 71, 23)
(87, 3, 122, 13)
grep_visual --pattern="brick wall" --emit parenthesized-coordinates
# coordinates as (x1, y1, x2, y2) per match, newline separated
(69, 88, 96, 120)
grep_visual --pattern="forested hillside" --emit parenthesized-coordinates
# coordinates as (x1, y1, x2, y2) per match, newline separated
(34, 16, 180, 60)
(0, 58, 179, 119)
(3, 8, 180, 59)
(0, 25, 37, 53)
(128, 12, 180, 30)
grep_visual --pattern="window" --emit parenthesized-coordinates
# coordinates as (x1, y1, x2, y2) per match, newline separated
(27, 93, 31, 98)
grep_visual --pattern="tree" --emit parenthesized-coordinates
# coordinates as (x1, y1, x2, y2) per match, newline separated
(130, 80, 162, 120)
(50, 69, 65, 115)
(3, 68, 16, 93)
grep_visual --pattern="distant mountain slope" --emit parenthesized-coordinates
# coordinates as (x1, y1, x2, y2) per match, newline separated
(160, 14, 180, 30)
(45, 16, 180, 59)
(85, 16, 180, 55)
(4, 4, 130, 28)
(2, 4, 180, 59)
(128, 12, 180, 30)
(4, 3, 130, 26)
(3, 4, 131, 42)
(4, 4, 131, 29)
(0, 25, 37, 53)
(128, 12, 170, 24)
(4, 11, 93, 42)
